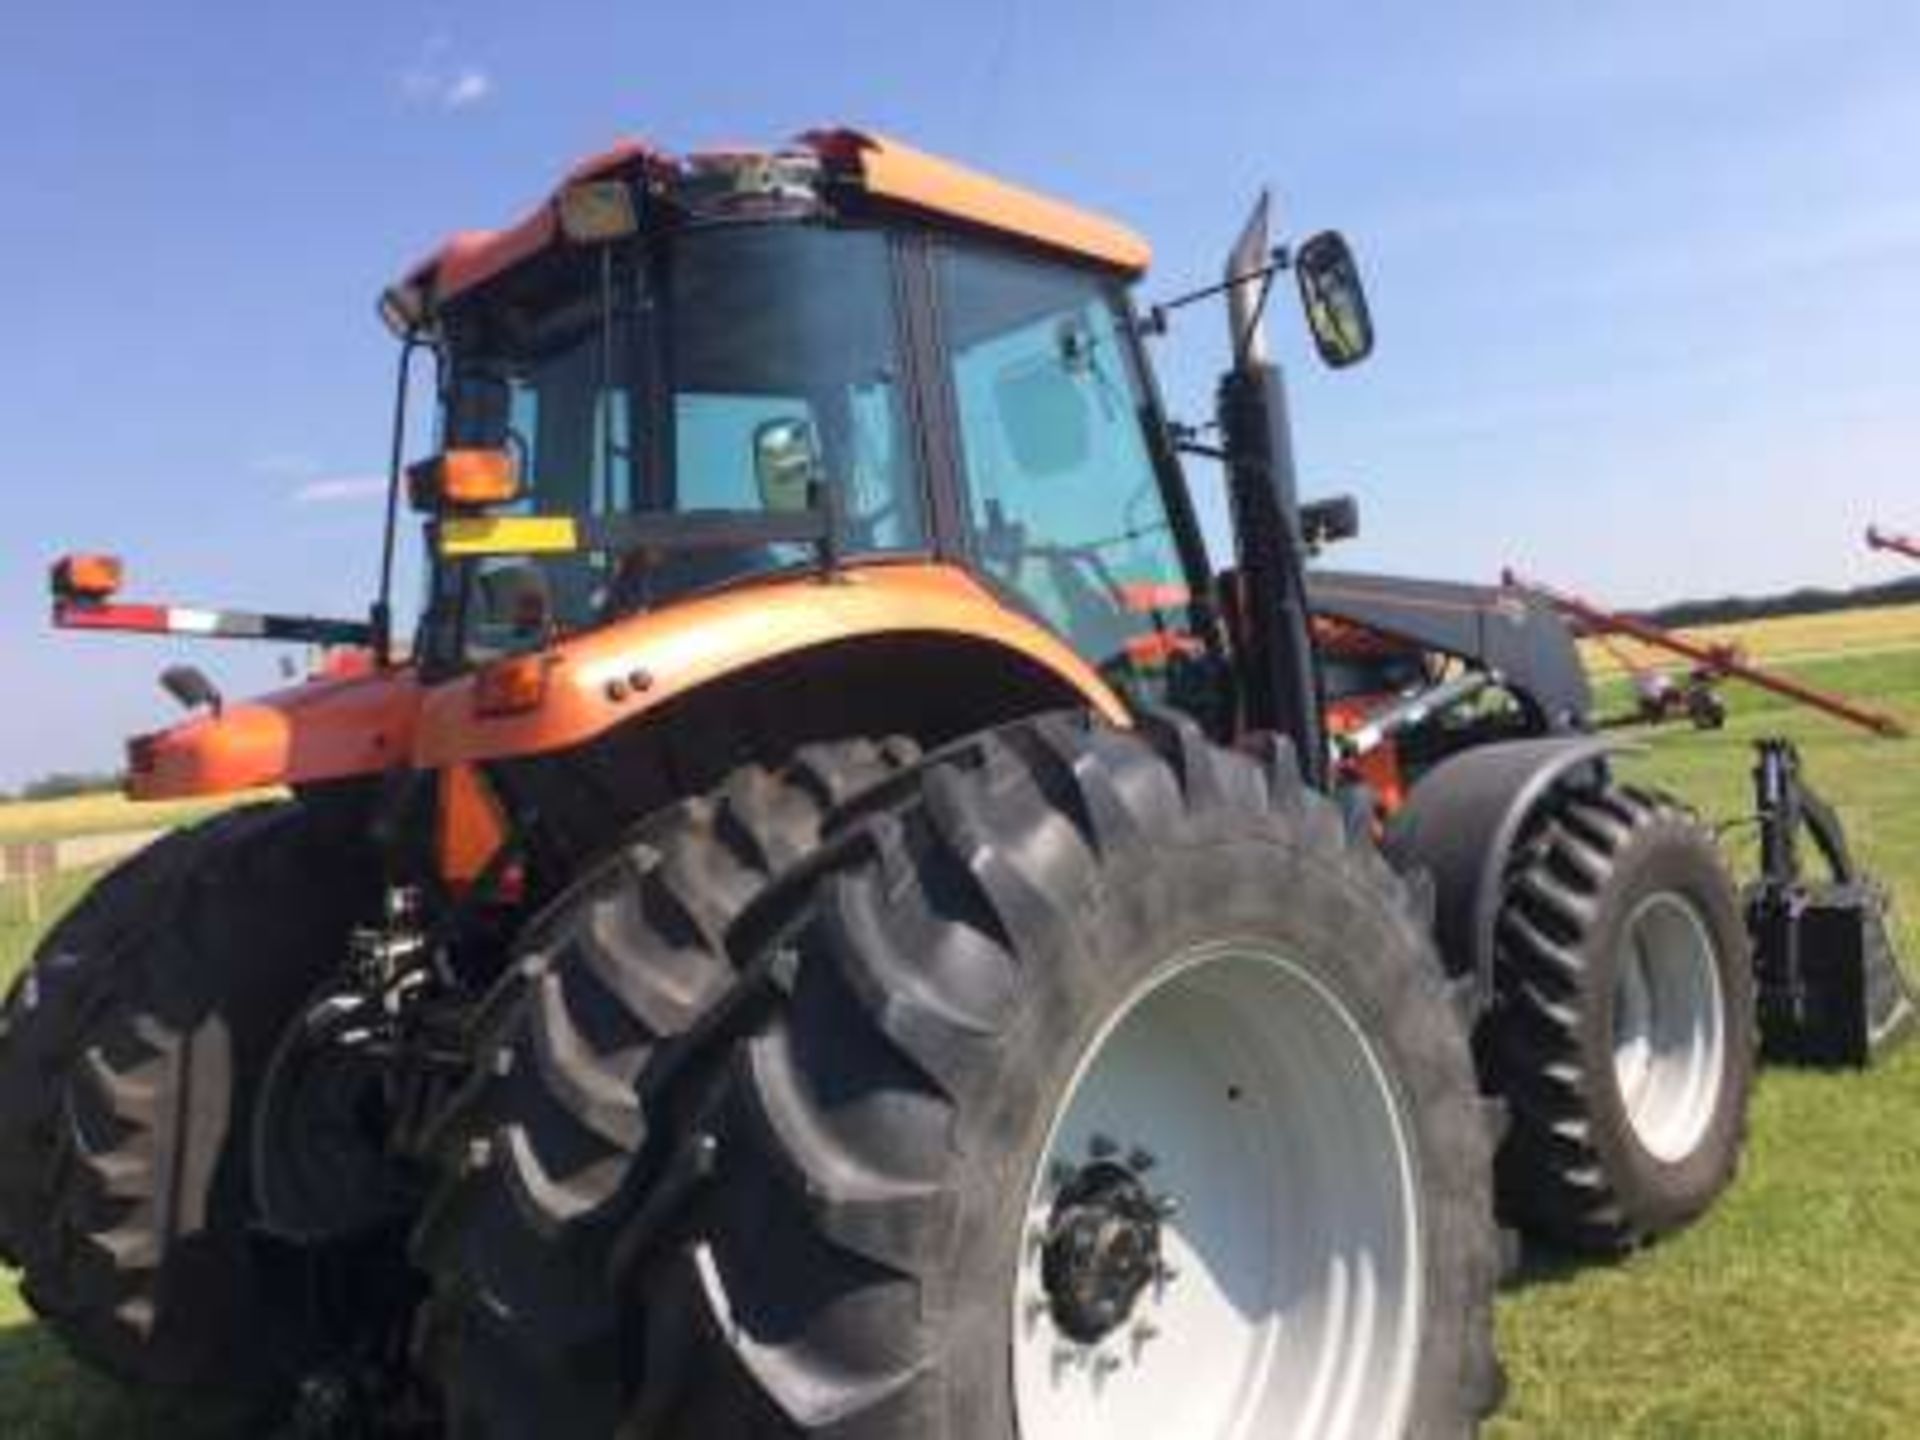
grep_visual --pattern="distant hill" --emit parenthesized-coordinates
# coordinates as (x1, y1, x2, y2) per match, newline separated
(1641, 576, 1920, 630)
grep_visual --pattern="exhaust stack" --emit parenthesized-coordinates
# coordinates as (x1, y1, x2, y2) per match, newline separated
(1224, 193, 1275, 367)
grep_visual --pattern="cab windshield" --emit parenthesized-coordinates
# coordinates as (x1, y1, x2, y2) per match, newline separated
(431, 224, 926, 656)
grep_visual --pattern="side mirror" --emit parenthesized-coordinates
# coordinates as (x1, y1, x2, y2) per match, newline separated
(407, 448, 522, 512)
(753, 417, 823, 513)
(159, 664, 223, 716)
(1294, 231, 1375, 369)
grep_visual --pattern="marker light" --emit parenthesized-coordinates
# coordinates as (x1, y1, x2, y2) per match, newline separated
(683, 150, 824, 217)
(557, 179, 640, 243)
(473, 652, 551, 718)
(408, 449, 523, 511)
(50, 553, 124, 602)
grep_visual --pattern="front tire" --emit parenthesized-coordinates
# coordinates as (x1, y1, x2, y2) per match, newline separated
(1489, 783, 1755, 1251)
(640, 712, 1502, 1439)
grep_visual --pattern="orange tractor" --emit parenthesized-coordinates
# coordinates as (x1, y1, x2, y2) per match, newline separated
(5, 129, 1785, 1438)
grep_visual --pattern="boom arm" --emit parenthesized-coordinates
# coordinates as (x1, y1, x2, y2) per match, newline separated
(1505, 569, 1907, 738)
(1868, 525, 1920, 563)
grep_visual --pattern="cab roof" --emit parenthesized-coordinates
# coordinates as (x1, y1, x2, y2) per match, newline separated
(392, 126, 1150, 315)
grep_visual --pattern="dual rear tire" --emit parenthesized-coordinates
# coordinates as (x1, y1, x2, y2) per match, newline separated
(420, 711, 1504, 1438)
(0, 734, 1750, 1434)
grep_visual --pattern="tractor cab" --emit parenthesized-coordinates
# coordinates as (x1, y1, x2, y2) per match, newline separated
(390, 132, 1215, 720)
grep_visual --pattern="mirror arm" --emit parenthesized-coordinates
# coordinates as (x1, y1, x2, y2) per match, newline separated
(1173, 438, 1229, 464)
(1138, 248, 1291, 337)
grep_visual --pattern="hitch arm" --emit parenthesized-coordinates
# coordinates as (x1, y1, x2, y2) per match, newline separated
(48, 551, 374, 648)
(53, 598, 374, 648)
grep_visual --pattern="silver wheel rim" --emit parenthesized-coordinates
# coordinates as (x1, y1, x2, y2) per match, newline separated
(1011, 944, 1425, 1440)
(1611, 892, 1727, 1163)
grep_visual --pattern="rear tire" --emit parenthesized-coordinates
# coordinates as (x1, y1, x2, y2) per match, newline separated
(637, 711, 1502, 1439)
(1489, 783, 1754, 1251)
(0, 802, 378, 1409)
(411, 738, 919, 1438)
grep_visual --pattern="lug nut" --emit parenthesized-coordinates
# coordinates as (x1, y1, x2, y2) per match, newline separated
(1093, 1351, 1123, 1376)
(1127, 1146, 1157, 1173)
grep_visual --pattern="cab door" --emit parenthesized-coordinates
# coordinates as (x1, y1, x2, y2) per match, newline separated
(929, 244, 1219, 717)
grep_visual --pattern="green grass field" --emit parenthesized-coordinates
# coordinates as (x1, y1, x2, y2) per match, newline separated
(1, 630, 1917, 1435)
(1492, 640, 1920, 1438)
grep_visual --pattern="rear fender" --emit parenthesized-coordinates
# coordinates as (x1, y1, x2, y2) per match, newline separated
(412, 565, 1127, 769)
(1383, 736, 1626, 1011)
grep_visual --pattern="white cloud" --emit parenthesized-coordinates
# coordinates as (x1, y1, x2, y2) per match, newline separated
(442, 68, 493, 110)
(397, 38, 495, 112)
(292, 475, 387, 505)
(251, 452, 322, 479)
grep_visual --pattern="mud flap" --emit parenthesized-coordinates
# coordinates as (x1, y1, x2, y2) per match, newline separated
(1749, 880, 1917, 1067)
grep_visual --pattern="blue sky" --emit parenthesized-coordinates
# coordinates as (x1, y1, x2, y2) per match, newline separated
(2, 1, 1917, 785)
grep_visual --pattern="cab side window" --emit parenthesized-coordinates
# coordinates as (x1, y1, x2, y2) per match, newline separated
(935, 246, 1199, 697)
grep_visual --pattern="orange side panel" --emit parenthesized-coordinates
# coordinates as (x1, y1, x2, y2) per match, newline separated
(414, 564, 1127, 769)
(807, 128, 1152, 276)
(437, 762, 510, 890)
(126, 670, 421, 801)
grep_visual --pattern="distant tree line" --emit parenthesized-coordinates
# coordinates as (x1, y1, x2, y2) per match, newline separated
(1641, 575, 1920, 631)
(0, 771, 125, 804)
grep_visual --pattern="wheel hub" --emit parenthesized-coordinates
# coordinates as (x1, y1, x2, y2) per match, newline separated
(1041, 1160, 1164, 1343)
(1610, 891, 1728, 1163)
(1011, 947, 1426, 1440)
